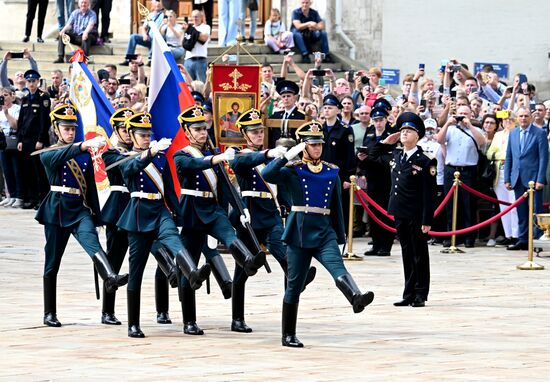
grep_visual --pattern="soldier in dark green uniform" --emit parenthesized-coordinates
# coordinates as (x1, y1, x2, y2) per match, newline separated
(368, 112, 437, 308)
(17, 69, 51, 209)
(117, 112, 211, 338)
(262, 120, 375, 348)
(228, 108, 316, 333)
(173, 105, 266, 335)
(100, 108, 178, 326)
(36, 103, 129, 328)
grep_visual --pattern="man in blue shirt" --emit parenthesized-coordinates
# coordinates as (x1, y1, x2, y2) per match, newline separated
(291, 0, 332, 64)
(54, 0, 98, 63)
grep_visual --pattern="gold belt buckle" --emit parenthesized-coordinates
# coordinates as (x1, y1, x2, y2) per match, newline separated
(202, 191, 210, 197)
(147, 193, 157, 200)
(69, 187, 79, 194)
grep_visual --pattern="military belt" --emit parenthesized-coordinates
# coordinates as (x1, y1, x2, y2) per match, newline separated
(110, 185, 129, 193)
(130, 191, 162, 200)
(241, 191, 273, 199)
(291, 206, 331, 215)
(50, 185, 81, 195)
(180, 189, 214, 198)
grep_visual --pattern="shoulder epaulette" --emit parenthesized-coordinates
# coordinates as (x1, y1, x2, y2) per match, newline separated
(422, 152, 435, 161)
(286, 159, 303, 167)
(322, 161, 339, 169)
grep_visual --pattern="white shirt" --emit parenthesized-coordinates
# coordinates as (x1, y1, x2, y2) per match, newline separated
(185, 23, 210, 59)
(0, 104, 20, 135)
(164, 23, 183, 48)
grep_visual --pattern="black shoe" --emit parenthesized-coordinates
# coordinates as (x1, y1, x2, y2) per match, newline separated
(464, 240, 475, 248)
(507, 242, 528, 250)
(377, 250, 391, 257)
(22, 36, 29, 43)
(282, 334, 304, 348)
(146, 61, 151, 67)
(53, 57, 64, 64)
(322, 53, 334, 63)
(43, 312, 61, 327)
(156, 312, 172, 324)
(411, 297, 426, 307)
(103, 37, 111, 43)
(363, 249, 380, 256)
(443, 240, 451, 248)
(37, 37, 44, 43)
(231, 319, 252, 333)
(496, 237, 512, 246)
(301, 54, 311, 64)
(22, 201, 35, 209)
(393, 299, 413, 307)
(101, 312, 121, 325)
(128, 325, 145, 338)
(183, 322, 204, 335)
(119, 60, 130, 66)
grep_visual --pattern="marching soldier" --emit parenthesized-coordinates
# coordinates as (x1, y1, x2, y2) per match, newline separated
(268, 80, 305, 148)
(36, 104, 129, 328)
(369, 112, 437, 307)
(117, 112, 211, 338)
(173, 105, 267, 335)
(229, 108, 316, 332)
(17, 69, 51, 209)
(100, 108, 178, 326)
(262, 121, 374, 348)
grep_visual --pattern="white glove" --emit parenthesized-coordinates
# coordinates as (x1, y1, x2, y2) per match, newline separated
(284, 142, 306, 160)
(267, 146, 288, 159)
(240, 208, 251, 227)
(85, 136, 107, 149)
(220, 147, 236, 161)
(156, 137, 172, 151)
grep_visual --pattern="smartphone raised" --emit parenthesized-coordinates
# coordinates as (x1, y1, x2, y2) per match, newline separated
(10, 52, 24, 59)
(418, 63, 425, 70)
(125, 54, 138, 61)
(0, 96, 4, 106)
(379, 78, 386, 86)
(496, 110, 510, 119)
(312, 69, 326, 77)
(347, 70, 355, 83)
(518, 73, 527, 86)
(420, 99, 427, 108)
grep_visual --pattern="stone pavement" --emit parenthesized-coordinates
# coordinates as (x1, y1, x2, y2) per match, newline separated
(1, 208, 550, 381)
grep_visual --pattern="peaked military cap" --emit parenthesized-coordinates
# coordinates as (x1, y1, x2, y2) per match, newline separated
(125, 112, 153, 133)
(178, 105, 207, 130)
(203, 100, 213, 114)
(372, 97, 392, 111)
(276, 80, 299, 95)
(191, 91, 205, 105)
(110, 107, 135, 128)
(370, 106, 389, 119)
(236, 108, 263, 133)
(295, 120, 325, 144)
(396, 112, 425, 139)
(322, 94, 342, 109)
(50, 103, 78, 125)
(24, 69, 41, 81)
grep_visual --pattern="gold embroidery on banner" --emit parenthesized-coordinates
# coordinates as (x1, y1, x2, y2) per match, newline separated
(219, 69, 252, 91)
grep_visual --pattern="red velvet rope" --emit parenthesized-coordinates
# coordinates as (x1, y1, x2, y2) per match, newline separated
(433, 184, 456, 218)
(459, 182, 512, 206)
(355, 190, 527, 236)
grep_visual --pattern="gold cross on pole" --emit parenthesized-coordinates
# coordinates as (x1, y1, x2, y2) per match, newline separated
(229, 69, 243, 90)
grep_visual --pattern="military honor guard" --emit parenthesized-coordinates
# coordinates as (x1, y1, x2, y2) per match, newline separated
(262, 121, 375, 348)
(36, 104, 129, 328)
(116, 112, 211, 338)
(229, 108, 316, 333)
(268, 80, 305, 148)
(172, 105, 267, 335)
(369, 112, 437, 307)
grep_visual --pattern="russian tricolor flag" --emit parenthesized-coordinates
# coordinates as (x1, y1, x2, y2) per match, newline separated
(148, 21, 195, 197)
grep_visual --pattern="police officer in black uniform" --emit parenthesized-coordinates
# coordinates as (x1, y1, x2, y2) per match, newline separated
(16, 69, 51, 209)
(368, 112, 437, 307)
(268, 80, 305, 148)
(36, 104, 129, 328)
(357, 106, 395, 256)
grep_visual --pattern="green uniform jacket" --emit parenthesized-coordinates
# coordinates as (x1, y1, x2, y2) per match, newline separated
(35, 143, 102, 227)
(262, 157, 346, 248)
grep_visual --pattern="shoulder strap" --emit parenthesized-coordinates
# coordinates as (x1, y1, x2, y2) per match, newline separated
(66, 158, 92, 213)
(456, 126, 479, 151)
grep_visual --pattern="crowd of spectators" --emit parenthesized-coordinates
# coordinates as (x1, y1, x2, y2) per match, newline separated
(4, 1, 550, 251)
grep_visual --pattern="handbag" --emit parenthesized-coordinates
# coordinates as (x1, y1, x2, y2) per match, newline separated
(0, 130, 6, 151)
(182, 25, 201, 51)
(479, 152, 497, 185)
(5, 131, 18, 151)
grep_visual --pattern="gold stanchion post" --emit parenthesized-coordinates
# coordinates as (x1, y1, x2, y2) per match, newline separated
(343, 176, 363, 261)
(517, 181, 544, 270)
(441, 171, 465, 254)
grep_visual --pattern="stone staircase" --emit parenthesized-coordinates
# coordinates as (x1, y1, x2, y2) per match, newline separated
(0, 39, 349, 84)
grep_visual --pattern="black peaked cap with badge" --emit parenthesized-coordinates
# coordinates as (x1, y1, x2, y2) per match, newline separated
(125, 112, 152, 133)
(276, 80, 300, 95)
(178, 105, 207, 133)
(396, 112, 425, 139)
(323, 94, 342, 109)
(370, 106, 389, 119)
(191, 91, 205, 105)
(236, 108, 263, 134)
(50, 103, 78, 125)
(295, 120, 324, 144)
(24, 69, 41, 81)
(372, 97, 392, 112)
(110, 107, 135, 128)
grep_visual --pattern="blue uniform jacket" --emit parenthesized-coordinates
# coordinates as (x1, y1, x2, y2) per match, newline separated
(101, 146, 131, 226)
(262, 157, 346, 248)
(117, 149, 180, 232)
(35, 143, 102, 227)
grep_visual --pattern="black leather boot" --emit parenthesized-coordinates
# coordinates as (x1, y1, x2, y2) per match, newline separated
(43, 276, 61, 327)
(229, 239, 265, 277)
(101, 285, 121, 325)
(281, 302, 303, 347)
(175, 249, 211, 290)
(231, 278, 252, 333)
(127, 289, 145, 338)
(335, 273, 375, 313)
(181, 287, 203, 335)
(208, 255, 232, 299)
(152, 246, 178, 288)
(155, 270, 172, 324)
(92, 250, 129, 293)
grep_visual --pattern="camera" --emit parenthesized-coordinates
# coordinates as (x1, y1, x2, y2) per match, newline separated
(347, 70, 355, 83)
(0, 96, 4, 106)
(356, 146, 369, 154)
(454, 115, 465, 122)
(360, 76, 369, 85)
(451, 64, 462, 72)
(62, 78, 69, 86)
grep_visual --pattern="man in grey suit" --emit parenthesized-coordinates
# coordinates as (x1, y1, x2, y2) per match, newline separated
(504, 107, 549, 250)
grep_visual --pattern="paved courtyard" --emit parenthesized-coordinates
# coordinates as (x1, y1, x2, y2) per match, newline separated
(1, 207, 549, 381)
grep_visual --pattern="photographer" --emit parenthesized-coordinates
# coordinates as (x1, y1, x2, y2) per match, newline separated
(183, 9, 210, 82)
(0, 49, 39, 89)
(436, 105, 486, 248)
(0, 87, 22, 208)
